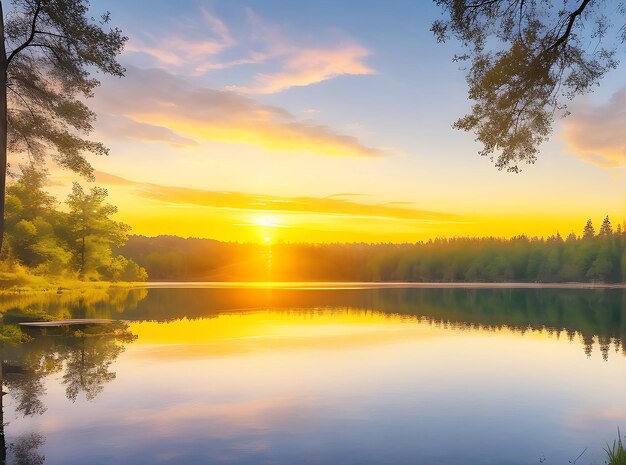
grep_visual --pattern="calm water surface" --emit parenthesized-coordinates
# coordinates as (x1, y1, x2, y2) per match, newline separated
(1, 285, 625, 465)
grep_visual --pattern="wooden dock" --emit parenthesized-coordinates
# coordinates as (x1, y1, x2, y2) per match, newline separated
(19, 319, 114, 328)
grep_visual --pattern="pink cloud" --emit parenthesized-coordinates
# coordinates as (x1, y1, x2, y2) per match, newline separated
(124, 9, 235, 73)
(124, 8, 375, 91)
(227, 43, 375, 94)
(560, 88, 626, 167)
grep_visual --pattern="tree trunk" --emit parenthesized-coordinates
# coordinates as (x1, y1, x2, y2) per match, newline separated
(0, 358, 5, 465)
(0, 1, 7, 259)
(80, 230, 85, 279)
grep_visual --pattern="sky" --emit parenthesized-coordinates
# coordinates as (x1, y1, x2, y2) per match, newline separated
(41, 0, 626, 243)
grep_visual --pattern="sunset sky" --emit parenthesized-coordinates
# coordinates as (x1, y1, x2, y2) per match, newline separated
(43, 0, 626, 243)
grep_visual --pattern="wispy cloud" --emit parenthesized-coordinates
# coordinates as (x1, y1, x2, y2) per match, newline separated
(561, 88, 626, 167)
(93, 67, 382, 158)
(124, 7, 375, 92)
(124, 9, 235, 74)
(95, 171, 459, 223)
(96, 114, 198, 148)
(227, 42, 374, 94)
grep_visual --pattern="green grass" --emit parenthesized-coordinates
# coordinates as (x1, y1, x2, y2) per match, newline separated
(605, 429, 626, 465)
(0, 270, 144, 294)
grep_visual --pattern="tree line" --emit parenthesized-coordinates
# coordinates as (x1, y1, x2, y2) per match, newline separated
(122, 220, 625, 283)
(1, 167, 147, 282)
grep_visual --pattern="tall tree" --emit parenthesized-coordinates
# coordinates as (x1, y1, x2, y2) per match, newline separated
(0, 0, 127, 254)
(599, 215, 613, 237)
(65, 182, 129, 279)
(582, 219, 595, 239)
(432, 1, 622, 172)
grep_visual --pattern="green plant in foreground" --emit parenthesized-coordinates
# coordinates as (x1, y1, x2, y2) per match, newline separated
(605, 429, 626, 465)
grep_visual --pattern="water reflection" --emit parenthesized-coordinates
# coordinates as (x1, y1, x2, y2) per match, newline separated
(3, 286, 620, 358)
(0, 288, 148, 322)
(0, 286, 623, 465)
(7, 433, 44, 465)
(0, 322, 136, 465)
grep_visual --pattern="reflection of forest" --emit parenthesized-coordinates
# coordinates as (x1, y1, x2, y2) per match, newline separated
(0, 287, 623, 463)
(3, 286, 623, 358)
(0, 288, 148, 321)
(0, 322, 136, 465)
(110, 287, 625, 358)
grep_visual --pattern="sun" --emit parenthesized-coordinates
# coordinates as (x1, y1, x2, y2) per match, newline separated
(250, 215, 283, 244)
(253, 215, 281, 228)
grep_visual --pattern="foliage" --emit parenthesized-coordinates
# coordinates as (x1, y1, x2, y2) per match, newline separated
(605, 428, 626, 465)
(3, 321, 136, 413)
(122, 219, 626, 283)
(7, 432, 45, 465)
(432, 0, 622, 171)
(0, 0, 127, 260)
(1, 167, 147, 282)
(65, 182, 130, 278)
(3, 0, 127, 176)
(0, 322, 29, 345)
(583, 219, 596, 239)
(0, 265, 47, 288)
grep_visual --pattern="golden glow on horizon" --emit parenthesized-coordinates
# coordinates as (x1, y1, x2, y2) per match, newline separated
(250, 214, 282, 243)
(75, 172, 622, 244)
(126, 310, 567, 361)
(130, 310, 419, 344)
(252, 215, 281, 228)
(107, 195, 623, 243)
(34, 3, 622, 247)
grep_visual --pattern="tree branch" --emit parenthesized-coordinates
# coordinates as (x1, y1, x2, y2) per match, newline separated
(547, 0, 593, 51)
(465, 0, 502, 9)
(34, 30, 71, 41)
(6, 0, 43, 66)
(29, 43, 63, 62)
(7, 85, 38, 120)
(517, 0, 525, 39)
(19, 131, 35, 168)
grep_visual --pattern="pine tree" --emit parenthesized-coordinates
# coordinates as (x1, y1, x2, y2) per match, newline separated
(582, 219, 595, 239)
(599, 216, 612, 237)
(65, 183, 130, 279)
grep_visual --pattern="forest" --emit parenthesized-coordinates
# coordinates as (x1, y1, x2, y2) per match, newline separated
(0, 168, 147, 283)
(2, 168, 624, 285)
(122, 218, 625, 283)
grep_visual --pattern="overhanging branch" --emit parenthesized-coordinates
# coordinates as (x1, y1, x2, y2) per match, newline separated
(6, 0, 43, 66)
(547, 0, 592, 51)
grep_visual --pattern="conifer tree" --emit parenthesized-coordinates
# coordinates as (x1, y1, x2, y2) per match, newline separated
(582, 219, 595, 239)
(65, 182, 129, 279)
(599, 215, 612, 237)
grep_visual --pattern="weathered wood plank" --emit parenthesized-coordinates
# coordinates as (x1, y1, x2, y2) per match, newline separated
(19, 319, 114, 327)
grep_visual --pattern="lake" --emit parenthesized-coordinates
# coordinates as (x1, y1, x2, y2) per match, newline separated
(1, 285, 625, 465)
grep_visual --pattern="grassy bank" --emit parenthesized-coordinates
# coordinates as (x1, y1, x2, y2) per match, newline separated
(0, 270, 144, 294)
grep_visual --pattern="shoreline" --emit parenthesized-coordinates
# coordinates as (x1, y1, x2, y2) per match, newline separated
(138, 281, 626, 290)
(0, 280, 144, 295)
(1, 280, 624, 295)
